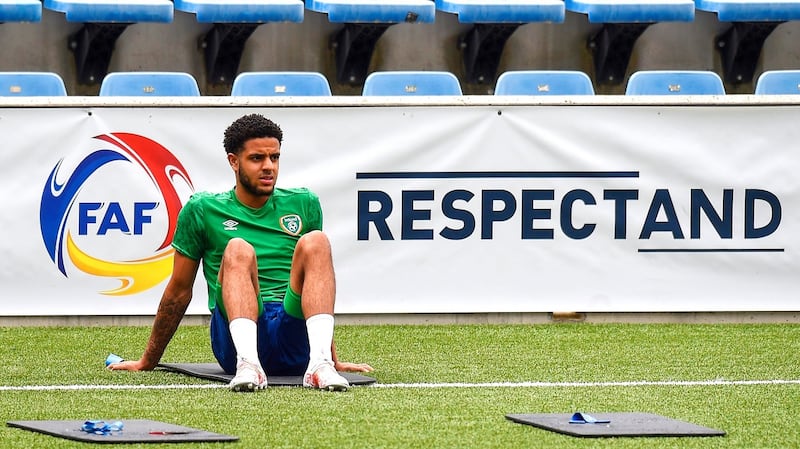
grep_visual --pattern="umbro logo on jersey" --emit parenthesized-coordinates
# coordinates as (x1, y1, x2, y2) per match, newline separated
(280, 214, 302, 236)
(222, 219, 239, 231)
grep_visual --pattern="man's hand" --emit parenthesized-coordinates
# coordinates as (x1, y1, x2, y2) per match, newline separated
(334, 361, 374, 373)
(107, 359, 154, 372)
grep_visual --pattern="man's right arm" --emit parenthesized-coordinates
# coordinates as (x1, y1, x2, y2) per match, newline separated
(108, 252, 200, 371)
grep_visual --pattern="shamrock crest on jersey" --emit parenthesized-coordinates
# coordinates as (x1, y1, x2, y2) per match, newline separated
(280, 214, 302, 236)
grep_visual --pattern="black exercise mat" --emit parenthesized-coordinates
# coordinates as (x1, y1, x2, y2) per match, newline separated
(506, 412, 725, 438)
(7, 419, 237, 443)
(157, 362, 376, 386)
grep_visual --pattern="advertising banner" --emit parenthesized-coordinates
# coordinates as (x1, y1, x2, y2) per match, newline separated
(1, 103, 797, 315)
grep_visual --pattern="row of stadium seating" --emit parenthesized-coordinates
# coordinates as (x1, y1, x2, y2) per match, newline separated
(9, 0, 799, 25)
(2, 70, 799, 97)
(3, 0, 799, 93)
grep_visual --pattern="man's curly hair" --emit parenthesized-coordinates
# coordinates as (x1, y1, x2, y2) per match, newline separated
(223, 114, 283, 155)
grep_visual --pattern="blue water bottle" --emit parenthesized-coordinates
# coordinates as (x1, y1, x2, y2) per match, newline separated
(105, 353, 124, 367)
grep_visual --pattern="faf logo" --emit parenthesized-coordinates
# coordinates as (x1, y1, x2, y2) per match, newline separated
(39, 133, 194, 296)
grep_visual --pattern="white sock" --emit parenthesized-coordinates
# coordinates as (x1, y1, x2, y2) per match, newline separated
(229, 318, 260, 364)
(306, 314, 334, 364)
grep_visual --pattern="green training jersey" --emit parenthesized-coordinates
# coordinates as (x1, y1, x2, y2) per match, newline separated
(171, 187, 323, 311)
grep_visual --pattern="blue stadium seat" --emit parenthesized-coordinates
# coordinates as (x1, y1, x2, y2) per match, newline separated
(695, 0, 800, 85)
(305, 0, 435, 23)
(305, 0, 436, 85)
(174, 0, 303, 23)
(99, 72, 201, 96)
(565, 0, 694, 86)
(231, 72, 332, 96)
(44, 1, 174, 86)
(0, 0, 42, 22)
(362, 71, 462, 96)
(174, 1, 304, 86)
(494, 71, 595, 95)
(436, 0, 564, 23)
(625, 70, 726, 95)
(694, 0, 800, 21)
(565, 0, 694, 22)
(0, 72, 67, 96)
(754, 70, 800, 95)
(435, 0, 565, 84)
(43, 0, 173, 23)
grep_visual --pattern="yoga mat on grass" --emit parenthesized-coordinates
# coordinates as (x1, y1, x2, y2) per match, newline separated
(506, 412, 725, 438)
(7, 419, 238, 443)
(157, 362, 377, 386)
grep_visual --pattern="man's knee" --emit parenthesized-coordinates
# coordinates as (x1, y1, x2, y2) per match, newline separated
(296, 230, 331, 255)
(221, 237, 257, 268)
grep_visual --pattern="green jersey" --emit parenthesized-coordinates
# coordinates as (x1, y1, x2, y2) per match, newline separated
(172, 187, 323, 311)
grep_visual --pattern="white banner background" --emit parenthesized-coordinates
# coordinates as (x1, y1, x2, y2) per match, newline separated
(1, 102, 797, 315)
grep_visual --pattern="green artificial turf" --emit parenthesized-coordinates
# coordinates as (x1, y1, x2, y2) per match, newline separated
(0, 323, 798, 448)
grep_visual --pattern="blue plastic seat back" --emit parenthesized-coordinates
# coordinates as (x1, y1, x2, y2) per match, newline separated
(362, 71, 462, 96)
(435, 0, 565, 23)
(0, 72, 67, 96)
(231, 72, 332, 96)
(0, 0, 42, 22)
(305, 0, 435, 23)
(754, 70, 800, 95)
(99, 72, 201, 96)
(494, 70, 594, 95)
(43, 0, 173, 22)
(625, 70, 725, 95)
(695, 0, 800, 21)
(173, 0, 303, 23)
(565, 0, 694, 22)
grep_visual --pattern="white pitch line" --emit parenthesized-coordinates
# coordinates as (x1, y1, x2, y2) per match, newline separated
(0, 384, 226, 391)
(369, 379, 800, 388)
(2, 379, 800, 392)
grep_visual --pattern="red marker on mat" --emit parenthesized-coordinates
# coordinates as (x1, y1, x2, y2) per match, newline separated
(149, 430, 193, 435)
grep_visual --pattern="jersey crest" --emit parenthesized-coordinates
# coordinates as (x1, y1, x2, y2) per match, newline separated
(279, 214, 302, 235)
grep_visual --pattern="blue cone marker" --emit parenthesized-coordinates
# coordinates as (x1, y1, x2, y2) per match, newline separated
(105, 353, 124, 367)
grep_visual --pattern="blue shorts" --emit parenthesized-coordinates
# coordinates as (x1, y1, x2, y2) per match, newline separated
(210, 301, 310, 375)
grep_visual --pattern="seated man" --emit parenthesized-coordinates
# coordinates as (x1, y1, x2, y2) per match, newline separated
(108, 113, 373, 392)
